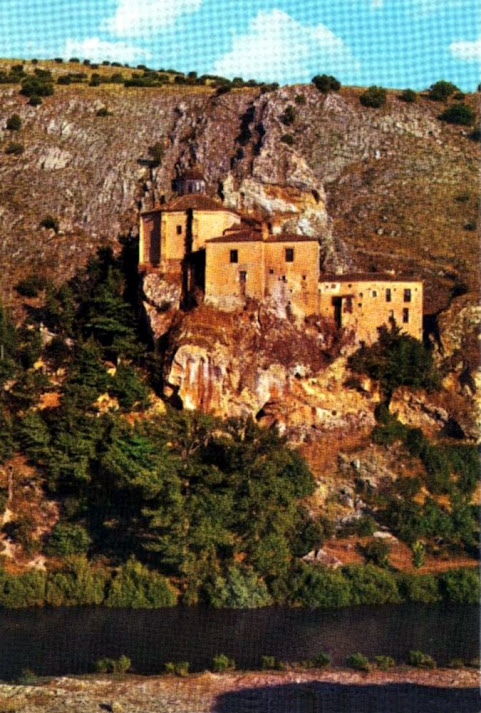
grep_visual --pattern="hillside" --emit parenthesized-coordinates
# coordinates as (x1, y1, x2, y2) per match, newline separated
(0, 61, 478, 601)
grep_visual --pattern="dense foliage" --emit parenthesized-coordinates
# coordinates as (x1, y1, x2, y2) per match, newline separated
(0, 248, 477, 610)
(438, 104, 476, 126)
(311, 75, 341, 93)
(428, 80, 459, 101)
(348, 323, 440, 401)
(360, 86, 387, 108)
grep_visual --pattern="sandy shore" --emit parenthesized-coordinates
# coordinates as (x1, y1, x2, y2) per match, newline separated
(0, 668, 479, 713)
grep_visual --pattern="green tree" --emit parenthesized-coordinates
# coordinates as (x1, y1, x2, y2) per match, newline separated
(360, 86, 387, 108)
(6, 113, 21, 130)
(411, 541, 425, 569)
(105, 558, 177, 607)
(428, 80, 459, 101)
(348, 322, 440, 402)
(438, 104, 475, 126)
(312, 75, 341, 93)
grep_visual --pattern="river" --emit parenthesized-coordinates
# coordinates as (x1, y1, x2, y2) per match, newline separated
(1, 603, 478, 678)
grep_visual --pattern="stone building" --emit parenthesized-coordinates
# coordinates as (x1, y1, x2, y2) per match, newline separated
(139, 167, 423, 343)
(318, 274, 423, 343)
(205, 225, 320, 319)
(139, 167, 240, 274)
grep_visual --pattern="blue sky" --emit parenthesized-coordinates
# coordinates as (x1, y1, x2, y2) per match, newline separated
(0, 0, 479, 89)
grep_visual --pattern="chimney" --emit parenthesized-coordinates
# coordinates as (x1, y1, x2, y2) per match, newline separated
(261, 222, 270, 241)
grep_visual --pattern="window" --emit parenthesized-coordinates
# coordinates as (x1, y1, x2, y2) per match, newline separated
(176, 225, 182, 235)
(386, 288, 391, 302)
(230, 249, 238, 263)
(372, 290, 378, 297)
(269, 268, 274, 274)
(404, 288, 411, 302)
(285, 248, 294, 262)
(239, 270, 247, 282)
(403, 308, 409, 323)
(388, 309, 394, 318)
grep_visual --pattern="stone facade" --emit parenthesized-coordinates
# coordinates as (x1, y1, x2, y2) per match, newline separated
(318, 275, 423, 342)
(139, 169, 424, 343)
(139, 196, 240, 272)
(205, 228, 320, 319)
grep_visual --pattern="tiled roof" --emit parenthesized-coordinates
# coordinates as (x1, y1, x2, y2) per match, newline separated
(142, 194, 239, 214)
(266, 234, 319, 243)
(207, 230, 263, 244)
(319, 273, 422, 283)
(180, 166, 205, 181)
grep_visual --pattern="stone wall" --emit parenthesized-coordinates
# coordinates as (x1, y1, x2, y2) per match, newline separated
(318, 277, 423, 343)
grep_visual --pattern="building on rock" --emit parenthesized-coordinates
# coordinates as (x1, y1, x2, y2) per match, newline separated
(139, 167, 423, 343)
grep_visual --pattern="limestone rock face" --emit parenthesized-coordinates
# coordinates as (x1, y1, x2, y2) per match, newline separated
(433, 294, 481, 440)
(141, 273, 182, 338)
(161, 306, 377, 440)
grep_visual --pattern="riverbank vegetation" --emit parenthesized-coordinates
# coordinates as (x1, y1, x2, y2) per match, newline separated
(0, 248, 477, 609)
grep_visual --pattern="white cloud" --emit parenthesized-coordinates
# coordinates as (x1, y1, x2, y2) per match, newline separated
(63, 37, 151, 63)
(212, 9, 360, 83)
(371, 0, 384, 9)
(449, 37, 481, 62)
(102, 0, 202, 37)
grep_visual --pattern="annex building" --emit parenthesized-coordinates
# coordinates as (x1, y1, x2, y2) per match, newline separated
(139, 167, 423, 343)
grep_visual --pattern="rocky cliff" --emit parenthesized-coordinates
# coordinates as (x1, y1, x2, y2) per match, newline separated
(0, 66, 478, 311)
(1, 64, 479, 473)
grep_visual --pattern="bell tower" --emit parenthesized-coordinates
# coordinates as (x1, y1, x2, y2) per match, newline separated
(176, 166, 206, 195)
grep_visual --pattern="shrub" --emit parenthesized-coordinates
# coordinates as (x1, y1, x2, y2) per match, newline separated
(294, 93, 306, 105)
(280, 133, 294, 146)
(287, 564, 352, 608)
(6, 113, 21, 130)
(28, 95, 42, 106)
(44, 557, 108, 607)
(17, 668, 38, 685)
(96, 107, 112, 117)
(260, 655, 278, 670)
(46, 522, 91, 556)
(54, 58, 63, 64)
(439, 568, 480, 604)
(469, 126, 480, 141)
(428, 80, 459, 101)
(360, 539, 390, 568)
(346, 652, 370, 672)
(95, 655, 131, 674)
(438, 104, 475, 126)
(411, 541, 425, 569)
(216, 84, 231, 95)
(15, 274, 47, 297)
(312, 74, 341, 93)
(280, 105, 296, 125)
(212, 653, 236, 672)
(165, 661, 189, 676)
(407, 650, 436, 669)
(69, 57, 80, 63)
(399, 89, 416, 103)
(20, 75, 54, 97)
(5, 141, 24, 155)
(105, 558, 177, 608)
(343, 565, 401, 605)
(148, 141, 164, 167)
(360, 86, 387, 108)
(374, 655, 395, 670)
(348, 323, 440, 401)
(312, 652, 330, 668)
(39, 215, 59, 232)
